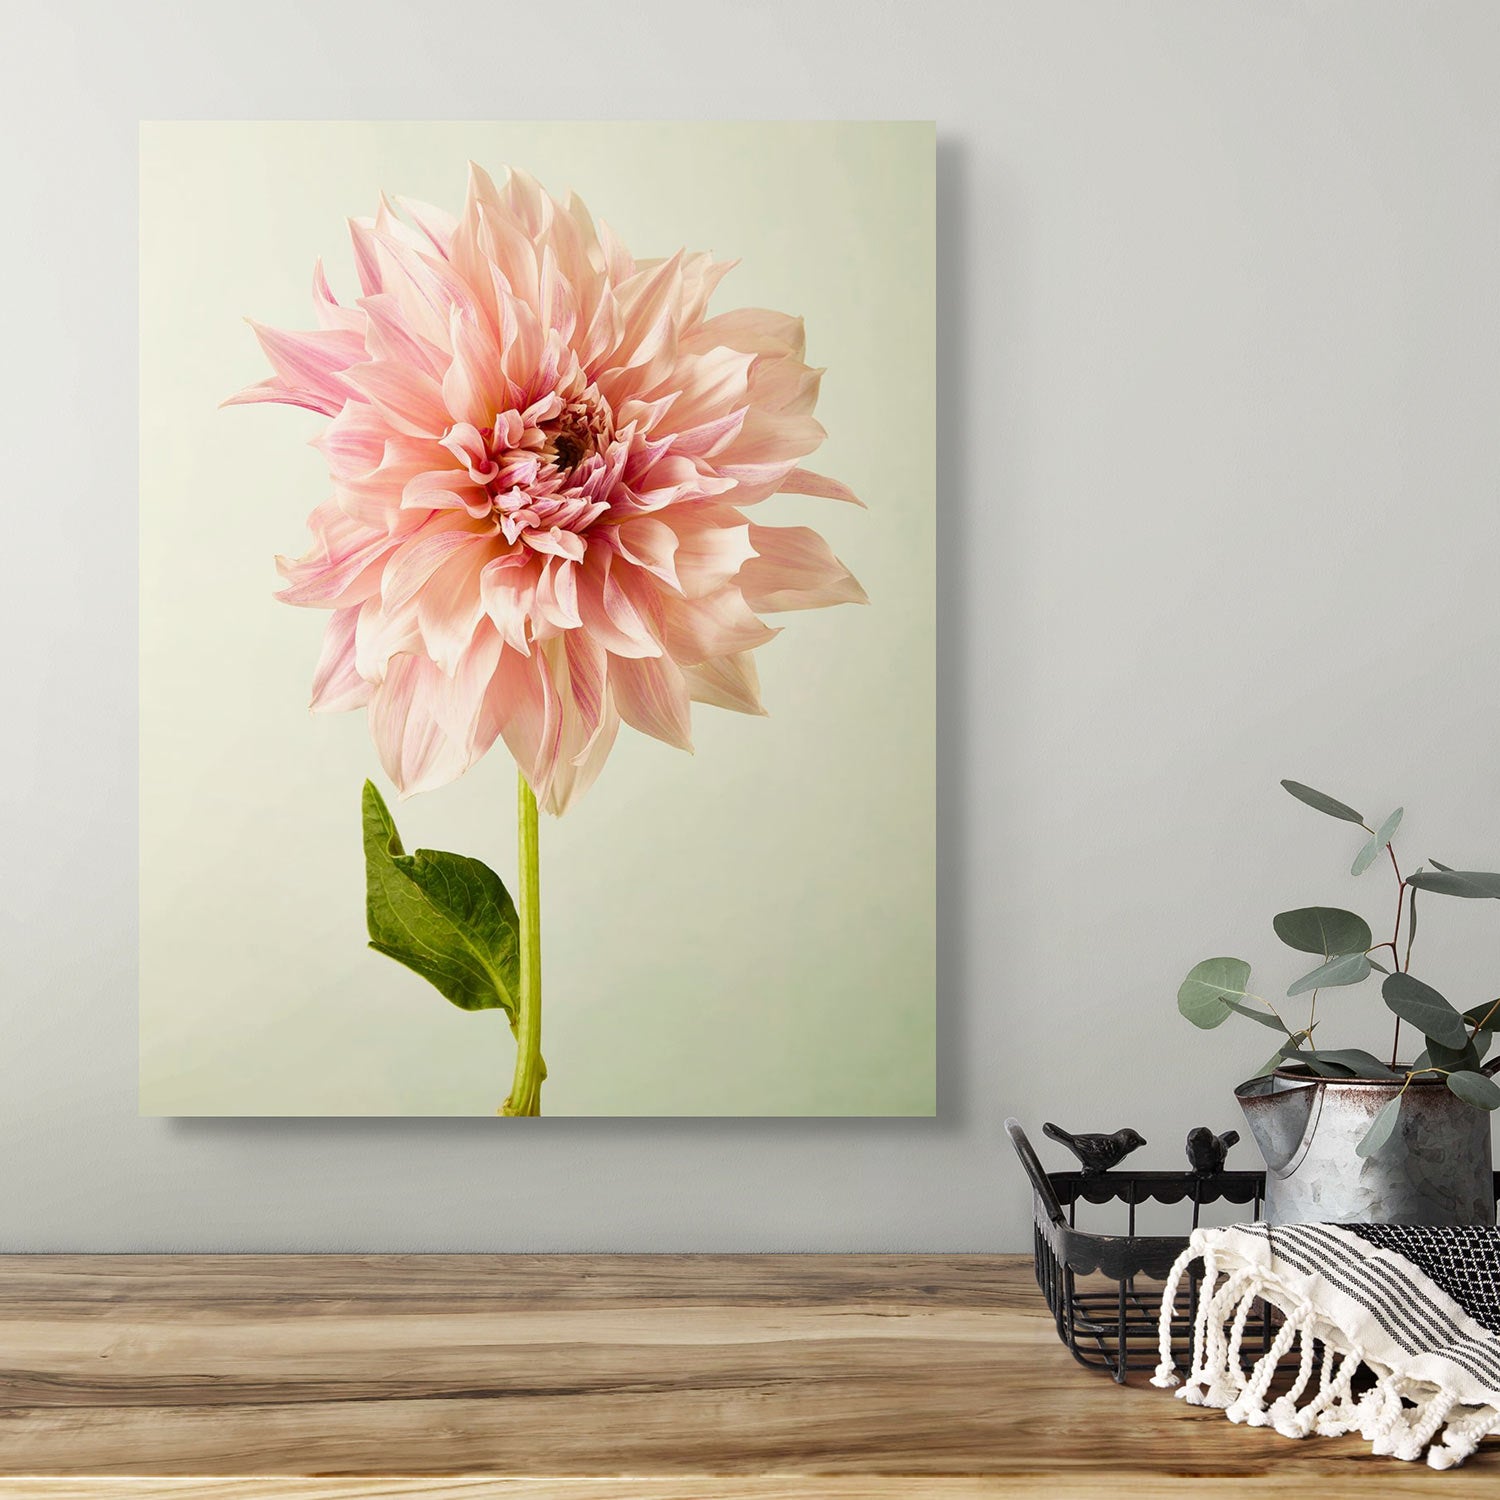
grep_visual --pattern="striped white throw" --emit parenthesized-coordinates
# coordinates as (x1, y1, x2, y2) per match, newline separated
(1153, 1223, 1500, 1470)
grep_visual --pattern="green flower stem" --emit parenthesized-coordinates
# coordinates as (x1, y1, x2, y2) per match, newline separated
(503, 771, 544, 1116)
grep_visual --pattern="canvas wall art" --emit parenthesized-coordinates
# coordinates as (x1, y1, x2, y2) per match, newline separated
(140, 121, 935, 1115)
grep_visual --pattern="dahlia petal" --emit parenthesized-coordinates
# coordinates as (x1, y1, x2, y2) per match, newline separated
(543, 702, 618, 817)
(749, 356, 823, 417)
(604, 560, 666, 656)
(538, 244, 578, 347)
(523, 526, 586, 563)
(416, 537, 495, 674)
(662, 588, 778, 666)
(597, 218, 637, 283)
(605, 251, 684, 374)
(314, 402, 391, 479)
(490, 645, 562, 804)
(613, 516, 681, 589)
(644, 346, 755, 430)
(670, 406, 748, 458)
(401, 468, 492, 517)
(675, 252, 738, 330)
(682, 650, 767, 716)
(312, 258, 365, 333)
(609, 652, 694, 752)
(719, 408, 826, 467)
(532, 557, 583, 635)
(666, 512, 756, 598)
(276, 505, 397, 608)
(480, 552, 539, 655)
(575, 551, 662, 658)
(431, 621, 502, 752)
(308, 606, 372, 713)
(382, 527, 492, 613)
(394, 195, 459, 257)
(542, 635, 616, 815)
(244, 320, 363, 410)
(370, 230, 476, 349)
(375, 192, 435, 253)
(562, 628, 607, 746)
(443, 308, 512, 428)
(738, 524, 868, 613)
(478, 200, 541, 308)
(344, 361, 451, 439)
(368, 653, 470, 796)
(220, 378, 341, 417)
(347, 217, 384, 296)
(359, 293, 448, 382)
(355, 592, 422, 680)
(779, 467, 865, 506)
(500, 166, 553, 238)
(688, 307, 805, 360)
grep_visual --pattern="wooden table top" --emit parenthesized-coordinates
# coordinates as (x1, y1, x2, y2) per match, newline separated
(0, 1253, 1493, 1497)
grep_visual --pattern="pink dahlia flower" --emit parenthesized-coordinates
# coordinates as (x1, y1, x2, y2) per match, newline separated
(229, 164, 865, 814)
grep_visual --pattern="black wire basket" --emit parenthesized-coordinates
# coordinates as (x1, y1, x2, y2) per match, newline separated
(1007, 1117, 1271, 1383)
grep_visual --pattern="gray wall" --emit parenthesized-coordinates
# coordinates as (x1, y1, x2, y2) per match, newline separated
(4, 0, 1497, 1251)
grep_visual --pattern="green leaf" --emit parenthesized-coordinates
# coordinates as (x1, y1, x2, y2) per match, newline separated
(1244, 1045, 1293, 1085)
(1430, 858, 1454, 872)
(362, 780, 520, 1017)
(1281, 780, 1365, 824)
(1299, 1048, 1402, 1080)
(1417, 1035, 1485, 1074)
(1351, 807, 1403, 876)
(1368, 956, 1390, 974)
(1178, 957, 1253, 1029)
(1224, 997, 1293, 1033)
(1286, 951, 1371, 997)
(1356, 1094, 1403, 1159)
(1279, 1049, 1357, 1078)
(1405, 869, 1500, 899)
(1462, 1000, 1500, 1034)
(1447, 1071, 1500, 1110)
(1273, 907, 1373, 957)
(1382, 971, 1469, 1050)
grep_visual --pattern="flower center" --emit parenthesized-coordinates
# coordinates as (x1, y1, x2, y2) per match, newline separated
(539, 398, 608, 477)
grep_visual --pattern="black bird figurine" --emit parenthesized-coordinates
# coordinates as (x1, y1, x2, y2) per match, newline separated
(1042, 1122, 1147, 1176)
(1185, 1126, 1240, 1176)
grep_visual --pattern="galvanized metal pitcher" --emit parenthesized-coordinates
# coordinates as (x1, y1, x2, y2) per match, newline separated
(1236, 1067, 1498, 1225)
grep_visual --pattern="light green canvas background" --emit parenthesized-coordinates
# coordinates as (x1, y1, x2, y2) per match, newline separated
(139, 120, 935, 1116)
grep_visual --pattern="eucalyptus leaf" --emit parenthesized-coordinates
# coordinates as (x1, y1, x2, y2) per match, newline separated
(1352, 807, 1403, 876)
(1404, 870, 1500, 899)
(1273, 907, 1373, 958)
(1463, 1000, 1500, 1034)
(1430, 859, 1454, 873)
(1279, 1049, 1357, 1078)
(1447, 1071, 1500, 1110)
(1356, 1094, 1403, 1159)
(1286, 951, 1371, 997)
(1296, 1048, 1401, 1080)
(1224, 997, 1293, 1033)
(1280, 780, 1365, 824)
(1249, 1045, 1292, 1081)
(1178, 958, 1254, 1029)
(1368, 957, 1391, 974)
(362, 780, 520, 1017)
(1382, 971, 1469, 1050)
(1418, 1035, 1485, 1074)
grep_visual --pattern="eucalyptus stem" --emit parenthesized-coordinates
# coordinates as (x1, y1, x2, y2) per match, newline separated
(503, 771, 544, 1116)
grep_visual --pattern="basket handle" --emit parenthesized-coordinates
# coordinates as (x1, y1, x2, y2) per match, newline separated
(1006, 1117, 1067, 1227)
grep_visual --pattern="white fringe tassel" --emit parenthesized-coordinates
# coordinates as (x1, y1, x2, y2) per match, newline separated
(1151, 1244, 1499, 1470)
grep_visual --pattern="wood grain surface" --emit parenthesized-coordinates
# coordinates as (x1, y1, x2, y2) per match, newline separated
(0, 1254, 1493, 1497)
